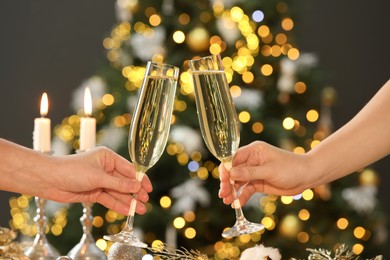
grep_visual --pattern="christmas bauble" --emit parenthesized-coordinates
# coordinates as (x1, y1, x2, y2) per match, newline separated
(107, 242, 143, 260)
(186, 27, 210, 52)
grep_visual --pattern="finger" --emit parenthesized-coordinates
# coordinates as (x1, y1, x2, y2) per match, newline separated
(96, 192, 147, 215)
(233, 142, 260, 166)
(222, 194, 235, 205)
(238, 183, 260, 206)
(218, 177, 232, 198)
(222, 182, 247, 206)
(230, 165, 269, 182)
(107, 189, 150, 210)
(106, 190, 133, 205)
(141, 174, 153, 193)
(218, 163, 230, 180)
(135, 189, 149, 203)
(103, 148, 137, 179)
(96, 176, 142, 194)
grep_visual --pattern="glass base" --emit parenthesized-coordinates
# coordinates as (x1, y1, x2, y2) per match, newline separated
(67, 234, 106, 259)
(222, 218, 264, 238)
(103, 231, 148, 248)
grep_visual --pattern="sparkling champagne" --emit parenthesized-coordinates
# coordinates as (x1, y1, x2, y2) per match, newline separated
(192, 70, 240, 162)
(129, 75, 177, 172)
(190, 55, 263, 238)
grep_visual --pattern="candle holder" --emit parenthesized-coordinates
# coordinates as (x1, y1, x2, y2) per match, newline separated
(24, 191, 60, 259)
(67, 150, 106, 260)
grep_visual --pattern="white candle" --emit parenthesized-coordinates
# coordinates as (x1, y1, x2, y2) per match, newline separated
(79, 87, 96, 151)
(33, 93, 51, 152)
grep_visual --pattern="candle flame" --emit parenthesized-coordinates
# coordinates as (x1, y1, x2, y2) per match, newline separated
(84, 87, 93, 116)
(40, 92, 49, 117)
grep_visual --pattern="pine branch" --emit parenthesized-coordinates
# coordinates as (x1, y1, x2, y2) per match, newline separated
(307, 244, 356, 260)
(148, 243, 208, 259)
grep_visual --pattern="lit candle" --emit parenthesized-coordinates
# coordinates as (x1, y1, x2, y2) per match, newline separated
(33, 93, 51, 152)
(79, 87, 96, 151)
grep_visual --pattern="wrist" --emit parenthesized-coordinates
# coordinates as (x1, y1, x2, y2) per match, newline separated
(305, 149, 334, 188)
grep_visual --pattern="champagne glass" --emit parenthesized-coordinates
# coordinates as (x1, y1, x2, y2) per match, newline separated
(189, 54, 264, 238)
(104, 61, 179, 247)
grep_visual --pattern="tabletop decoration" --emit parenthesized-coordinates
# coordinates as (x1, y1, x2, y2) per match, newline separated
(67, 87, 106, 260)
(25, 93, 60, 260)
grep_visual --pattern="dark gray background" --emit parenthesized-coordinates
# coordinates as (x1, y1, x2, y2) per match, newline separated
(0, 0, 388, 255)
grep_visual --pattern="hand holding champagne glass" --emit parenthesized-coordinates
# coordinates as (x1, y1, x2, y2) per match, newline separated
(104, 61, 179, 247)
(190, 54, 264, 238)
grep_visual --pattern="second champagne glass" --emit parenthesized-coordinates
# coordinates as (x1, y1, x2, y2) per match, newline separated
(189, 54, 264, 238)
(104, 61, 179, 247)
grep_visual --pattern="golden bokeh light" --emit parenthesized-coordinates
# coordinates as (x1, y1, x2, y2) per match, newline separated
(298, 209, 310, 221)
(295, 81, 307, 94)
(311, 140, 321, 149)
(184, 227, 196, 239)
(160, 196, 172, 209)
(261, 64, 273, 76)
(281, 196, 293, 204)
(306, 109, 319, 122)
(177, 152, 189, 165)
(352, 244, 364, 255)
(102, 94, 114, 106)
(257, 25, 270, 37)
(261, 216, 275, 230)
(282, 117, 295, 130)
(231, 7, 244, 22)
(275, 33, 288, 45)
(302, 189, 314, 200)
(93, 216, 104, 228)
(354, 226, 366, 239)
(336, 218, 349, 230)
(149, 14, 161, 26)
(173, 30, 185, 43)
(288, 48, 300, 60)
(96, 239, 107, 251)
(173, 217, 186, 229)
(230, 85, 241, 97)
(281, 17, 294, 31)
(197, 167, 209, 180)
(297, 232, 309, 243)
(184, 211, 196, 222)
(242, 71, 254, 83)
(293, 146, 305, 154)
(252, 122, 264, 133)
(271, 45, 282, 57)
(238, 111, 251, 123)
(210, 43, 222, 54)
(151, 240, 164, 249)
(178, 13, 190, 25)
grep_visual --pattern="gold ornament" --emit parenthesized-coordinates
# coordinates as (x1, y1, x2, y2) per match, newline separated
(186, 27, 210, 52)
(0, 227, 29, 260)
(107, 242, 143, 260)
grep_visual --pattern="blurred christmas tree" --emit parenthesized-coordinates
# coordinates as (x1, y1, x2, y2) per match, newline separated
(10, 0, 387, 258)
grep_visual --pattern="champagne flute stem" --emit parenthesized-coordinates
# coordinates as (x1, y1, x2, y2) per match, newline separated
(123, 171, 145, 231)
(230, 180, 245, 221)
(223, 161, 245, 221)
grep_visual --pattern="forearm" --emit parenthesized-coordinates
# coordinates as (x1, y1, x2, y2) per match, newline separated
(0, 138, 52, 196)
(307, 80, 390, 185)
